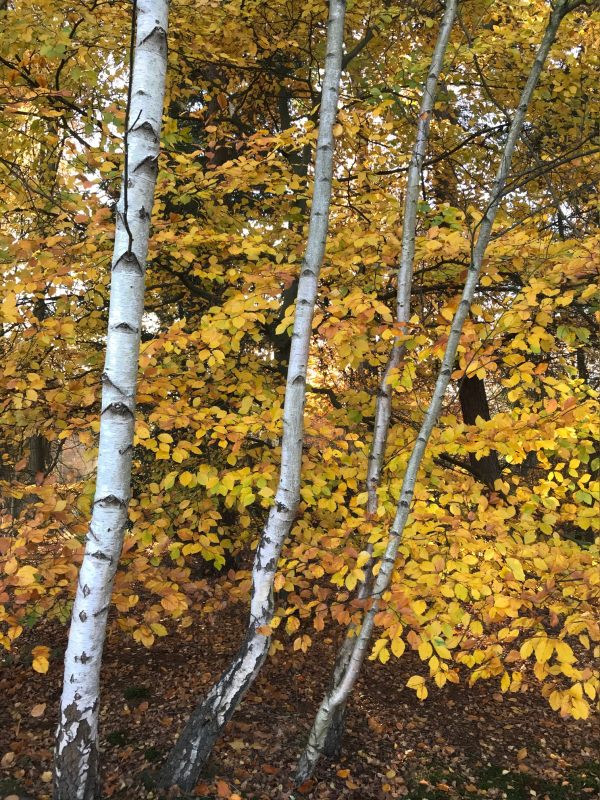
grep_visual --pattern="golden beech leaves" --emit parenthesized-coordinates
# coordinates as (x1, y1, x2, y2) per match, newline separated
(406, 676, 428, 701)
(0, 0, 598, 731)
(31, 646, 50, 674)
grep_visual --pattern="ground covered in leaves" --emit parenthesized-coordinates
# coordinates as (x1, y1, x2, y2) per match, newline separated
(1, 607, 598, 800)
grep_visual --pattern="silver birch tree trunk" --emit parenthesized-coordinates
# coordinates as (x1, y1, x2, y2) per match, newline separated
(157, 1, 347, 791)
(53, 2, 170, 798)
(322, 0, 458, 759)
(295, 0, 576, 784)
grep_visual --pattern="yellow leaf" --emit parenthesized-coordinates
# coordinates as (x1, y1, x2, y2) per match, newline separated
(179, 471, 193, 486)
(418, 641, 433, 661)
(535, 637, 553, 664)
(506, 558, 525, 581)
(285, 616, 300, 634)
(1, 293, 19, 323)
(455, 584, 468, 601)
(16, 565, 38, 586)
(520, 639, 535, 659)
(407, 675, 425, 689)
(571, 698, 589, 719)
(432, 640, 452, 660)
(391, 637, 405, 658)
(549, 690, 562, 711)
(583, 681, 596, 700)
(32, 646, 50, 674)
(555, 640, 576, 664)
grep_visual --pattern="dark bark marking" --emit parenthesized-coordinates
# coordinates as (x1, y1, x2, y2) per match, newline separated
(90, 550, 114, 564)
(133, 154, 159, 175)
(95, 494, 127, 509)
(113, 250, 144, 274)
(132, 119, 159, 141)
(102, 401, 134, 418)
(102, 371, 127, 395)
(113, 321, 139, 333)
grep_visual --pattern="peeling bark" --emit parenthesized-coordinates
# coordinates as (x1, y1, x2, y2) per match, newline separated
(157, 2, 347, 791)
(53, 2, 169, 798)
(295, 0, 573, 783)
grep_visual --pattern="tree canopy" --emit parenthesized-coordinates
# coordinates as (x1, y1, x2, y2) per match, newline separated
(0, 0, 598, 796)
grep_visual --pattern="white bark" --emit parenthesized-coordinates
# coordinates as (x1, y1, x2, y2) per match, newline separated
(319, 0, 458, 761)
(53, 3, 169, 798)
(157, 1, 347, 791)
(295, 0, 573, 784)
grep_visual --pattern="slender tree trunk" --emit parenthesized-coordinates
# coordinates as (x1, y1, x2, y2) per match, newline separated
(53, 3, 169, 798)
(157, 1, 346, 791)
(458, 375, 502, 487)
(316, 0, 458, 761)
(294, 0, 575, 784)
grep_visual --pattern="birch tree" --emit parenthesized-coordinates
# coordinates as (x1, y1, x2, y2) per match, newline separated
(319, 0, 458, 759)
(294, 0, 582, 784)
(157, 0, 347, 791)
(53, 2, 170, 798)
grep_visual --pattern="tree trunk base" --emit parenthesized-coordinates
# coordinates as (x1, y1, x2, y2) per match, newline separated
(322, 702, 345, 760)
(157, 635, 269, 792)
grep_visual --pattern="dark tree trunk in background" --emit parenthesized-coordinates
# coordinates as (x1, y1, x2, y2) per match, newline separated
(459, 375, 502, 487)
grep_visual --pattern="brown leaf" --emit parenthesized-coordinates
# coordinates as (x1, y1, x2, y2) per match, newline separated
(31, 703, 46, 718)
(1, 751, 15, 768)
(297, 779, 315, 794)
(368, 716, 384, 734)
(216, 779, 231, 798)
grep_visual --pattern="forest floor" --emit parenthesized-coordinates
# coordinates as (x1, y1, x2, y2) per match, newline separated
(1, 605, 598, 800)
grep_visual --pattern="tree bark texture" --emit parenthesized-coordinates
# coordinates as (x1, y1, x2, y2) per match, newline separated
(53, 2, 169, 798)
(157, 1, 347, 791)
(294, 0, 574, 784)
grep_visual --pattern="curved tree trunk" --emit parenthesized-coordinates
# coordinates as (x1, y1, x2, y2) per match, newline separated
(314, 0, 459, 762)
(295, 0, 575, 783)
(157, 1, 347, 792)
(53, 2, 169, 798)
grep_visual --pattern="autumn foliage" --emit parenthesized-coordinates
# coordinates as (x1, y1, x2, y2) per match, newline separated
(0, 0, 598, 773)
